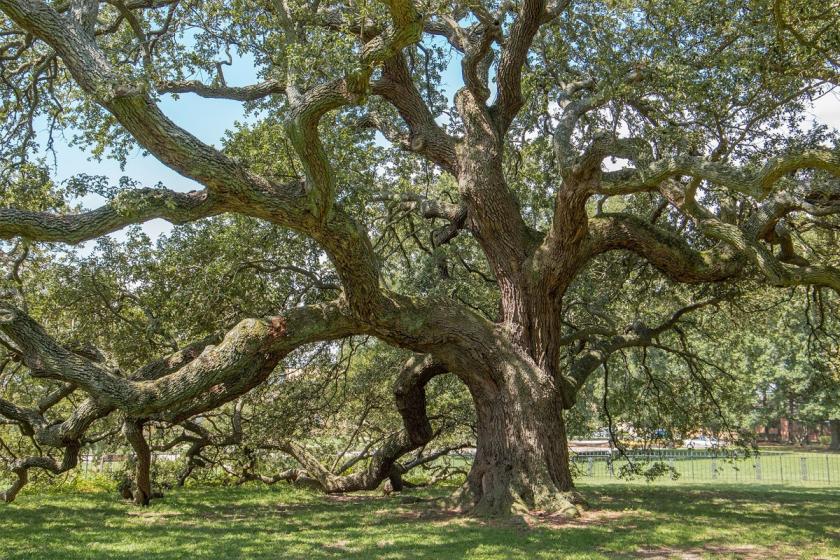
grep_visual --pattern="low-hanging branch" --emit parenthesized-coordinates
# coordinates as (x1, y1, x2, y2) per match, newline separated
(567, 298, 724, 391)
(156, 79, 286, 101)
(586, 213, 743, 284)
(0, 300, 362, 414)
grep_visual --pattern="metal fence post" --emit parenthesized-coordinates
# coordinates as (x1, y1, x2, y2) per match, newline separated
(711, 459, 718, 480)
(801, 457, 808, 481)
(755, 457, 762, 481)
(587, 456, 594, 476)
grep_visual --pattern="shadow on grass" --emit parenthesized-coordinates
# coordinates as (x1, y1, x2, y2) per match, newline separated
(581, 484, 839, 553)
(0, 483, 837, 559)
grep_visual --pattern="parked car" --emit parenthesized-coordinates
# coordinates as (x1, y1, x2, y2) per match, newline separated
(591, 428, 612, 439)
(683, 436, 720, 449)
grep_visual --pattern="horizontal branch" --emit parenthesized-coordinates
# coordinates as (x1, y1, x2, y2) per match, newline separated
(373, 191, 463, 222)
(0, 188, 220, 244)
(0, 300, 362, 415)
(657, 181, 840, 293)
(567, 298, 721, 391)
(2, 442, 79, 502)
(599, 149, 840, 197)
(156, 79, 286, 101)
(587, 213, 743, 283)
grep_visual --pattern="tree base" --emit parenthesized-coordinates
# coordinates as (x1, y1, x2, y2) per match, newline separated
(117, 476, 162, 506)
(448, 482, 586, 519)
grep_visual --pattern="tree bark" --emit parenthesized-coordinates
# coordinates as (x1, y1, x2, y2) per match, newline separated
(441, 337, 583, 517)
(457, 377, 581, 517)
(830, 419, 840, 451)
(123, 419, 152, 506)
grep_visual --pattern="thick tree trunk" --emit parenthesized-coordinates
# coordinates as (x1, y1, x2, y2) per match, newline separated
(830, 419, 840, 451)
(451, 356, 583, 518)
(123, 419, 152, 506)
(424, 91, 590, 517)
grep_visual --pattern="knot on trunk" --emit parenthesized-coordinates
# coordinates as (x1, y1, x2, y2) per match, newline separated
(268, 316, 287, 338)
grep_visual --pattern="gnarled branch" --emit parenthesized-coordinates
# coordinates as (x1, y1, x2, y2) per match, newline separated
(0, 188, 220, 244)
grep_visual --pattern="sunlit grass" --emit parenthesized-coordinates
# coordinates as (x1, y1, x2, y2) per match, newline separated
(0, 482, 837, 559)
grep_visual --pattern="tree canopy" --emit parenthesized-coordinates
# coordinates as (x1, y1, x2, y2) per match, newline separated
(0, 0, 839, 516)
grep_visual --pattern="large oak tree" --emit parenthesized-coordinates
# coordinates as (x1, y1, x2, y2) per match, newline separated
(0, 0, 838, 516)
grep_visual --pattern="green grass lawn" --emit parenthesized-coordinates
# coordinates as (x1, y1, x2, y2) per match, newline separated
(0, 482, 837, 559)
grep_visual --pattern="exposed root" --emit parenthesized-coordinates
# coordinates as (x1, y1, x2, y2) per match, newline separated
(448, 482, 585, 519)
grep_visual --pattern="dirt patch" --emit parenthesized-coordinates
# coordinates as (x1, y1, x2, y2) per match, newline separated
(324, 493, 379, 503)
(125, 510, 182, 523)
(630, 544, 797, 559)
(322, 539, 354, 552)
(389, 503, 634, 531)
(391, 505, 462, 522)
(531, 508, 632, 529)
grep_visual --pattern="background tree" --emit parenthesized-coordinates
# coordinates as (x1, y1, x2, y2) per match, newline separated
(737, 293, 840, 447)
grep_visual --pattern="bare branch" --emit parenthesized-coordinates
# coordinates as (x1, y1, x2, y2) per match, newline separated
(156, 79, 286, 101)
(567, 298, 723, 391)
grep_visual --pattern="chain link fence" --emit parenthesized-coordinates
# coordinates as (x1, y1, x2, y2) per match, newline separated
(571, 449, 840, 484)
